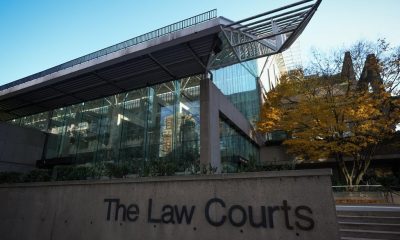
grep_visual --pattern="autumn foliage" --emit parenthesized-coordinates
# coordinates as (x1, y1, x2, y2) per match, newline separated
(257, 71, 400, 186)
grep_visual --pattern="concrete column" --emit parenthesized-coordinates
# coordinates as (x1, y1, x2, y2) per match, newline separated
(200, 78, 221, 172)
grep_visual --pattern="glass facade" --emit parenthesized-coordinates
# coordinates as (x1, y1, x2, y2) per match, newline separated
(212, 61, 261, 172)
(11, 76, 201, 172)
(220, 118, 259, 173)
(9, 62, 261, 173)
(9, 112, 49, 132)
(212, 61, 260, 123)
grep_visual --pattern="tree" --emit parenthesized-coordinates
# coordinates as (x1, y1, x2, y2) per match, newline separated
(257, 70, 400, 186)
(307, 39, 400, 95)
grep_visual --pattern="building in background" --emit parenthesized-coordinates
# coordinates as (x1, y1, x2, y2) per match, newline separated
(0, 0, 321, 173)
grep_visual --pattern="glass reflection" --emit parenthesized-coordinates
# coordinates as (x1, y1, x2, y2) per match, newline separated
(11, 75, 202, 174)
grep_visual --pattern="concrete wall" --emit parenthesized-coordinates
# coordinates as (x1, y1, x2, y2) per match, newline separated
(260, 145, 293, 165)
(0, 169, 339, 240)
(0, 122, 46, 172)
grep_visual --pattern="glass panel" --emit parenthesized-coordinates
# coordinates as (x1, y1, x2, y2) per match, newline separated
(46, 108, 67, 159)
(212, 60, 260, 123)
(58, 104, 83, 159)
(19, 112, 49, 131)
(45, 104, 84, 161)
(147, 81, 177, 161)
(75, 99, 104, 164)
(175, 76, 201, 171)
(220, 118, 259, 173)
(96, 94, 125, 163)
(118, 88, 149, 172)
(7, 118, 21, 126)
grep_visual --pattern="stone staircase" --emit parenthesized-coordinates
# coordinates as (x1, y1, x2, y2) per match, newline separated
(337, 205, 400, 240)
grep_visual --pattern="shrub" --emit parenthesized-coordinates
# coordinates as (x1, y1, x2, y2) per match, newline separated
(103, 162, 131, 179)
(376, 175, 400, 188)
(53, 165, 91, 181)
(0, 171, 23, 183)
(23, 169, 51, 182)
(261, 163, 295, 171)
(146, 159, 177, 176)
(88, 162, 106, 179)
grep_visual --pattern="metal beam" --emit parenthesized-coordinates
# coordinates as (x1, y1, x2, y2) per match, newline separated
(244, 10, 308, 33)
(236, 5, 312, 31)
(186, 43, 207, 71)
(3, 97, 48, 114)
(232, 28, 278, 51)
(49, 86, 84, 102)
(250, 18, 302, 35)
(224, 0, 314, 27)
(279, 0, 321, 52)
(231, 27, 297, 48)
(220, 27, 243, 62)
(148, 53, 177, 79)
(92, 71, 126, 92)
(218, 0, 321, 66)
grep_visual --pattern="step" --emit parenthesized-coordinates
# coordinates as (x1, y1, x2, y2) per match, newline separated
(337, 205, 400, 211)
(336, 205, 400, 217)
(337, 211, 400, 217)
(338, 222, 400, 232)
(340, 229, 400, 240)
(341, 237, 391, 240)
(338, 215, 400, 224)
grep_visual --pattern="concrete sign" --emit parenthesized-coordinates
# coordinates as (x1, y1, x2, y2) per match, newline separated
(0, 169, 339, 240)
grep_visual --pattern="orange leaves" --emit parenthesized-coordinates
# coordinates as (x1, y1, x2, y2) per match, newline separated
(257, 72, 400, 162)
(258, 106, 282, 132)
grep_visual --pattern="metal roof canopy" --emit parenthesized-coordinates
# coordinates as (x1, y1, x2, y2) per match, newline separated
(0, 0, 321, 121)
(210, 0, 322, 69)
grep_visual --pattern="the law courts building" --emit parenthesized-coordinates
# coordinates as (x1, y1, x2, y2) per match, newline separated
(0, 0, 321, 173)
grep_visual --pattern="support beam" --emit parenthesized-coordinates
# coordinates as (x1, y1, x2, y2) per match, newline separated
(200, 78, 221, 172)
(92, 71, 126, 92)
(186, 43, 214, 80)
(236, 5, 313, 31)
(49, 86, 84, 102)
(148, 54, 177, 79)
(186, 43, 207, 70)
(224, 0, 314, 27)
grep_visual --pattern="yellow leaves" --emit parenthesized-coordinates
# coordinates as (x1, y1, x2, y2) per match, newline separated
(257, 72, 400, 161)
(258, 104, 283, 132)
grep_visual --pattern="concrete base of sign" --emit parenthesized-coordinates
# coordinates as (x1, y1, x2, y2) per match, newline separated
(0, 169, 339, 240)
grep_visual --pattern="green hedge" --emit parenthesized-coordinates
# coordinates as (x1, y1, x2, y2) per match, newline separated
(0, 161, 297, 184)
(0, 172, 24, 183)
(23, 169, 52, 182)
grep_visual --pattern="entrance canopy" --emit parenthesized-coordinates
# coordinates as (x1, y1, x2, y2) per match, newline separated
(0, 0, 321, 121)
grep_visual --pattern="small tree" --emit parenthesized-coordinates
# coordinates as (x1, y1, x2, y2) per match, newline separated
(257, 71, 400, 186)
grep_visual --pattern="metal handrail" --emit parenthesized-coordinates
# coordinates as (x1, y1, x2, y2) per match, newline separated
(332, 185, 400, 204)
(332, 185, 386, 192)
(0, 9, 217, 91)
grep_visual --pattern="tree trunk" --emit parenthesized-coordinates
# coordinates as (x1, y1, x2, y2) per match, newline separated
(337, 153, 372, 188)
(337, 154, 354, 187)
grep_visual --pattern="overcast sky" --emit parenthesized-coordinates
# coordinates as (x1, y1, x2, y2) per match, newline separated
(0, 0, 399, 85)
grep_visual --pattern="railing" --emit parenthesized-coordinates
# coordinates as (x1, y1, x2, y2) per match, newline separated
(332, 185, 400, 204)
(0, 9, 217, 91)
(332, 185, 386, 192)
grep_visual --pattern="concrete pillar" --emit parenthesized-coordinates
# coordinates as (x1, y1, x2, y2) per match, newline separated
(200, 78, 221, 172)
